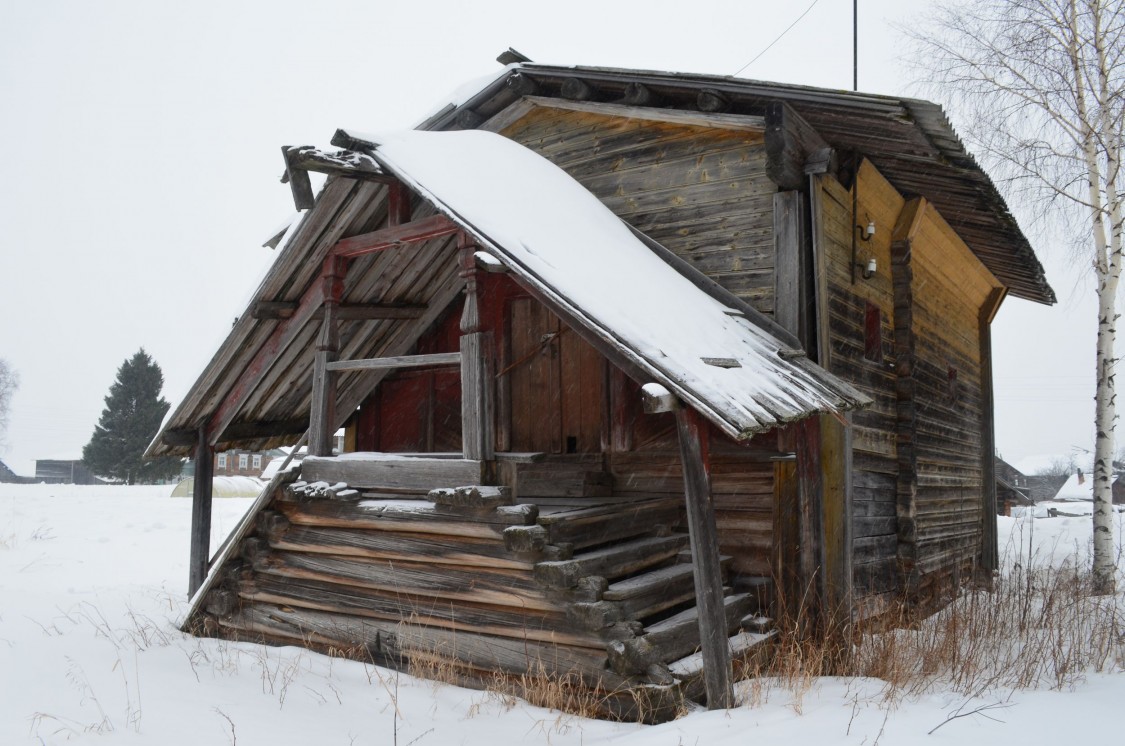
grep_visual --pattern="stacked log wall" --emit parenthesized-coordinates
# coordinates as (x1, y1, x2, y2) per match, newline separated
(815, 164, 902, 610)
(906, 208, 1000, 587)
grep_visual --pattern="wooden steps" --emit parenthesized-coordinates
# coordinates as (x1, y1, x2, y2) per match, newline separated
(188, 457, 776, 722)
(533, 534, 689, 588)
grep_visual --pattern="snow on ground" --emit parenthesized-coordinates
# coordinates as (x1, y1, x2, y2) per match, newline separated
(2, 483, 1123, 745)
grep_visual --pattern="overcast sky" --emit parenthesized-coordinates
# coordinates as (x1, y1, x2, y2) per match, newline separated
(0, 0, 1103, 477)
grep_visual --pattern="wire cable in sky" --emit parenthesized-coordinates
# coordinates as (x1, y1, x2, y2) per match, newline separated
(732, 0, 823, 77)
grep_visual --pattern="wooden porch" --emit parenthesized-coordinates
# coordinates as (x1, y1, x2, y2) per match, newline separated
(190, 452, 776, 721)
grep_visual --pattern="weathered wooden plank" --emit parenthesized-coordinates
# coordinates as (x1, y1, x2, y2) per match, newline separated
(275, 494, 536, 536)
(534, 535, 689, 588)
(774, 191, 808, 345)
(189, 427, 214, 597)
(765, 100, 830, 190)
(269, 524, 534, 570)
(300, 455, 483, 490)
(252, 549, 555, 610)
(234, 575, 604, 648)
(219, 603, 622, 686)
(326, 352, 462, 372)
(674, 407, 733, 710)
(331, 214, 459, 259)
(460, 331, 495, 461)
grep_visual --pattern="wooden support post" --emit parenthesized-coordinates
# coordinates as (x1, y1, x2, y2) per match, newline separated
(188, 426, 214, 598)
(674, 407, 734, 710)
(793, 416, 827, 632)
(310, 257, 346, 457)
(459, 235, 494, 461)
(774, 191, 811, 348)
(979, 288, 1006, 576)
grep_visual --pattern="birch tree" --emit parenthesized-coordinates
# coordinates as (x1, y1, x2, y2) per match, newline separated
(913, 0, 1123, 593)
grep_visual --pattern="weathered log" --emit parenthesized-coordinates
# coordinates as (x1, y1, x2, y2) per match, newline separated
(270, 524, 534, 570)
(561, 78, 595, 101)
(274, 497, 536, 539)
(300, 455, 483, 490)
(506, 72, 540, 96)
(252, 549, 555, 611)
(533, 534, 689, 589)
(234, 575, 601, 648)
(219, 603, 622, 686)
(697, 89, 730, 113)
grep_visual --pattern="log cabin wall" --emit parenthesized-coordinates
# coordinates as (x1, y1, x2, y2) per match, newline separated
(349, 269, 785, 588)
(813, 162, 902, 614)
(815, 160, 1004, 611)
(901, 204, 1002, 596)
(499, 106, 777, 315)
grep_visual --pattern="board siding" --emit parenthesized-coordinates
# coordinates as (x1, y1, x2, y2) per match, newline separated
(502, 106, 777, 314)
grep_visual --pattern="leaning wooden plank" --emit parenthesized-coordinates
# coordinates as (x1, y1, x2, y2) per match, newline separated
(225, 603, 623, 685)
(235, 575, 605, 649)
(270, 525, 535, 570)
(301, 454, 483, 489)
(252, 550, 556, 610)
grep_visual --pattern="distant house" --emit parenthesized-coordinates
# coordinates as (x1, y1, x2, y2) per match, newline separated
(33, 459, 103, 485)
(995, 458, 1033, 515)
(1026, 474, 1070, 503)
(212, 449, 277, 478)
(0, 459, 33, 484)
(1050, 470, 1125, 504)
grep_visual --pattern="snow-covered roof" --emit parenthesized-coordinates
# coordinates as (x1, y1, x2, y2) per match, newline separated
(370, 129, 867, 439)
(1052, 473, 1116, 502)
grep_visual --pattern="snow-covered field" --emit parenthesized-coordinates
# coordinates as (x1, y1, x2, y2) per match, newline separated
(2, 484, 1123, 745)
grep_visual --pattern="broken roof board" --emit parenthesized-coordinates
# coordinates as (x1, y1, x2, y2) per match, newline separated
(370, 129, 866, 440)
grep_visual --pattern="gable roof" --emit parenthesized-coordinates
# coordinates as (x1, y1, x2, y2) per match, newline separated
(413, 63, 1054, 305)
(148, 128, 867, 457)
(371, 129, 867, 438)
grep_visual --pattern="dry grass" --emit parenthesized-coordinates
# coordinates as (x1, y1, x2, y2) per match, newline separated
(744, 556, 1125, 711)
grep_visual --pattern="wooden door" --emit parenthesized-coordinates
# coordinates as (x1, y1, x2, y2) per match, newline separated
(507, 297, 604, 454)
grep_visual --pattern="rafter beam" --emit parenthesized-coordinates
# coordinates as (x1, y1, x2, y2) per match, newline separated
(331, 214, 460, 259)
(206, 258, 344, 446)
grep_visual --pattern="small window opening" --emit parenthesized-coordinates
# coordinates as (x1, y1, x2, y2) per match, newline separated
(565, 435, 578, 454)
(948, 366, 959, 405)
(864, 301, 883, 362)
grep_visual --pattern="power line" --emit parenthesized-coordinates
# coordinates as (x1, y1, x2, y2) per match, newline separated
(733, 0, 823, 77)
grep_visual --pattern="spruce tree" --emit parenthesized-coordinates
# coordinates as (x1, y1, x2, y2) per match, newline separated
(83, 349, 180, 484)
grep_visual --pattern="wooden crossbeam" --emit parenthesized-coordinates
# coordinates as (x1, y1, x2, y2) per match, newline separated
(207, 261, 342, 446)
(331, 214, 460, 258)
(326, 352, 462, 372)
(164, 419, 308, 448)
(251, 301, 426, 321)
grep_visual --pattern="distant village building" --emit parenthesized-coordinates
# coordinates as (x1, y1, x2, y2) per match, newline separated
(0, 459, 33, 484)
(33, 459, 103, 485)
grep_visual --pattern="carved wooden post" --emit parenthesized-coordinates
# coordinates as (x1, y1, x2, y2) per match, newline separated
(310, 257, 346, 457)
(459, 234, 493, 461)
(188, 425, 214, 597)
(641, 385, 733, 709)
